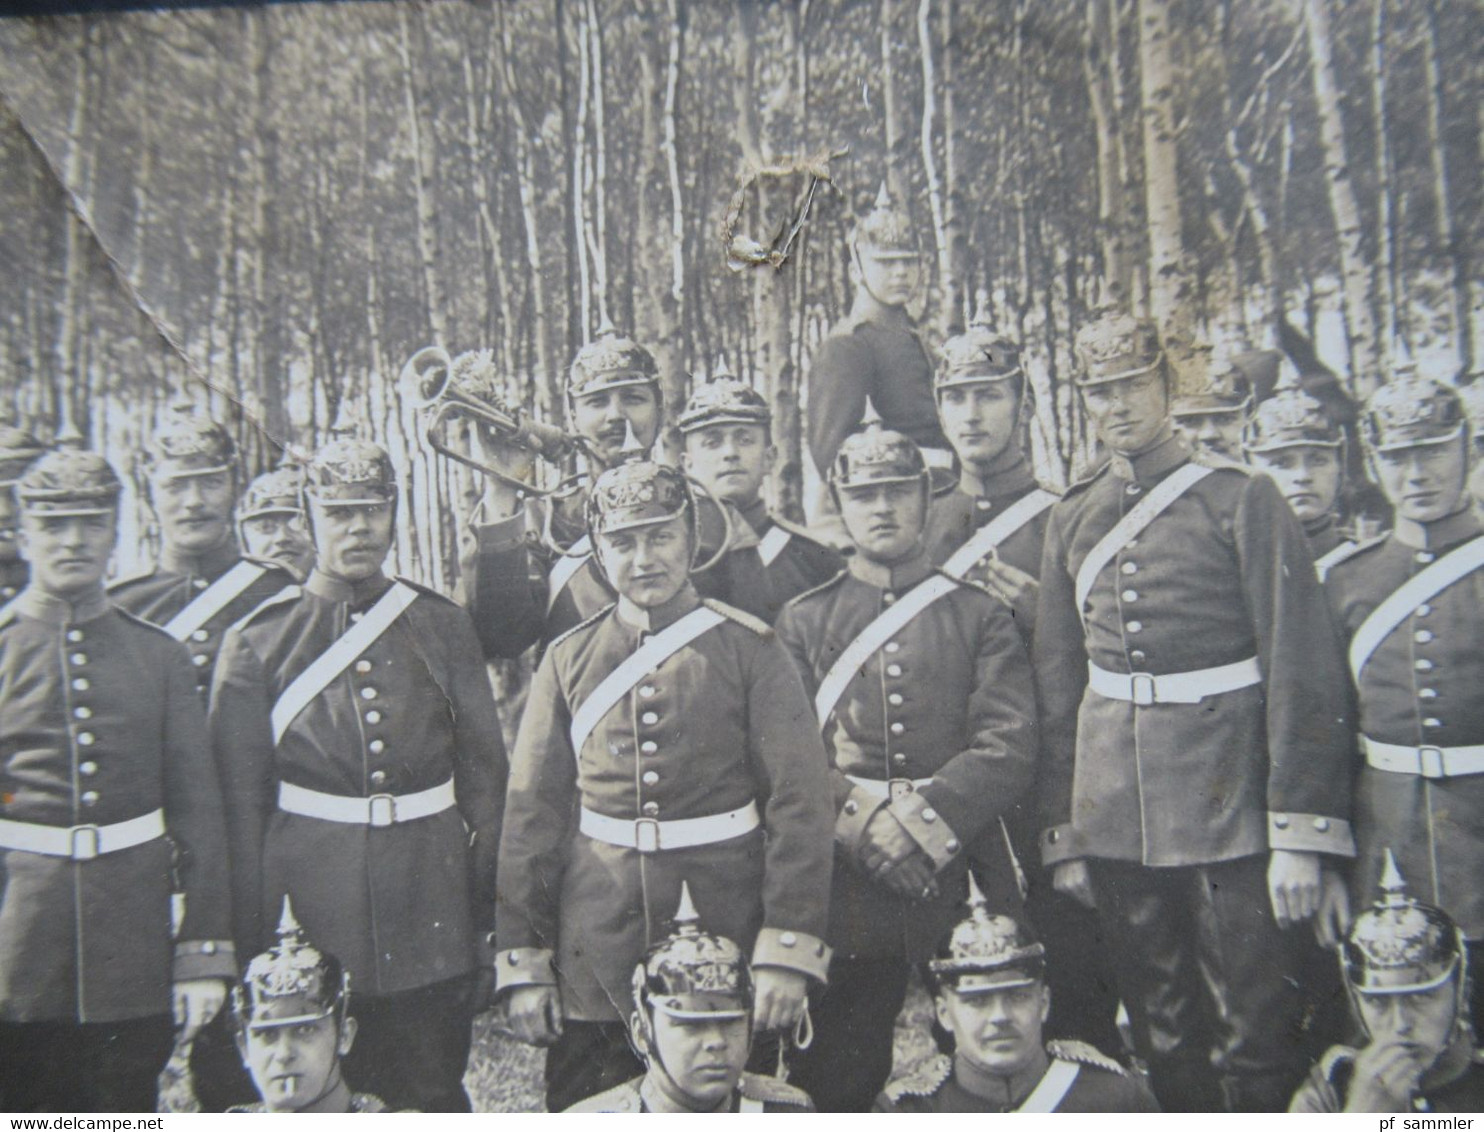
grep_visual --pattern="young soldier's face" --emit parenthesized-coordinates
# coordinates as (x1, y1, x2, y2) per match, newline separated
(597, 516, 692, 608)
(18, 511, 117, 597)
(682, 424, 773, 508)
(310, 500, 394, 583)
(936, 981, 1050, 1078)
(1174, 410, 1245, 462)
(571, 386, 661, 467)
(238, 1012, 356, 1113)
(1355, 982, 1457, 1069)
(242, 512, 315, 577)
(856, 247, 921, 308)
(938, 382, 1021, 467)
(153, 470, 236, 554)
(838, 480, 926, 563)
(1247, 445, 1343, 522)
(1373, 438, 1468, 524)
(644, 1007, 751, 1110)
(1080, 370, 1170, 456)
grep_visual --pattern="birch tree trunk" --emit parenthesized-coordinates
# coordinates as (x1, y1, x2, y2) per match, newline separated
(396, 7, 447, 344)
(1083, 0, 1131, 304)
(1369, 0, 1395, 363)
(880, 0, 904, 193)
(1422, 0, 1470, 372)
(917, 0, 957, 335)
(1136, 0, 1190, 356)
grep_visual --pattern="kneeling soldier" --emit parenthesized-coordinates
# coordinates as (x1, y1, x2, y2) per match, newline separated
(568, 884, 815, 1112)
(496, 458, 834, 1112)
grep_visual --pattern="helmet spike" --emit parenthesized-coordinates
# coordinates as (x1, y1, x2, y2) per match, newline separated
(874, 180, 892, 209)
(1378, 848, 1407, 906)
(1274, 353, 1304, 394)
(965, 870, 990, 918)
(712, 353, 734, 382)
(673, 881, 701, 934)
(276, 895, 303, 940)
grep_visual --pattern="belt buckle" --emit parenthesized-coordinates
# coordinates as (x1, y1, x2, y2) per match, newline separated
(634, 818, 660, 853)
(888, 779, 915, 803)
(1129, 673, 1156, 707)
(1418, 747, 1447, 780)
(70, 825, 100, 861)
(367, 794, 397, 828)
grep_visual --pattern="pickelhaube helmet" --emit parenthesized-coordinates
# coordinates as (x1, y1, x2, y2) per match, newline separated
(850, 182, 920, 259)
(0, 425, 45, 488)
(237, 466, 306, 523)
(147, 402, 238, 481)
(302, 439, 398, 506)
(935, 324, 1024, 392)
(1244, 359, 1344, 453)
(1342, 851, 1463, 999)
(928, 873, 1046, 993)
(631, 883, 752, 1022)
(1360, 369, 1466, 453)
(585, 459, 693, 539)
(567, 326, 660, 402)
(233, 897, 349, 1031)
(1170, 348, 1252, 419)
(676, 357, 771, 433)
(830, 423, 928, 489)
(1073, 311, 1165, 387)
(17, 449, 122, 517)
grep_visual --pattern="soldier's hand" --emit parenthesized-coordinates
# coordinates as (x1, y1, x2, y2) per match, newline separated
(173, 978, 227, 1043)
(978, 556, 1039, 632)
(1268, 849, 1322, 928)
(505, 985, 564, 1047)
(473, 424, 537, 520)
(858, 808, 918, 877)
(1313, 868, 1351, 950)
(1344, 1037, 1427, 1113)
(751, 967, 808, 1033)
(1052, 859, 1096, 909)
(877, 850, 939, 900)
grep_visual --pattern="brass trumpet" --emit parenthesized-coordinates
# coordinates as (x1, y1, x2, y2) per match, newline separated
(398, 346, 577, 495)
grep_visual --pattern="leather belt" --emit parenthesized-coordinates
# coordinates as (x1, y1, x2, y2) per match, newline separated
(1087, 657, 1261, 706)
(1361, 736, 1484, 780)
(278, 779, 456, 827)
(846, 775, 933, 801)
(0, 809, 165, 861)
(579, 801, 760, 853)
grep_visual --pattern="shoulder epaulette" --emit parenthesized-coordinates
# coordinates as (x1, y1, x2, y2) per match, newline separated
(702, 597, 772, 636)
(547, 602, 616, 651)
(883, 1054, 952, 1102)
(227, 585, 303, 634)
(393, 575, 456, 606)
(1047, 1039, 1130, 1076)
(113, 605, 187, 642)
(564, 1080, 642, 1113)
(781, 568, 848, 610)
(768, 512, 835, 550)
(106, 569, 157, 592)
(1326, 534, 1388, 573)
(1193, 452, 1253, 474)
(738, 1072, 813, 1108)
(1060, 463, 1109, 499)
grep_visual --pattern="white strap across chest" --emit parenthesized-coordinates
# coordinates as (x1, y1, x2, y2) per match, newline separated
(547, 535, 593, 612)
(162, 560, 268, 641)
(1073, 464, 1211, 614)
(1349, 536, 1484, 682)
(813, 574, 959, 727)
(756, 524, 792, 567)
(1313, 539, 1360, 582)
(270, 582, 419, 744)
(941, 489, 1058, 578)
(568, 606, 727, 755)
(1018, 1058, 1080, 1113)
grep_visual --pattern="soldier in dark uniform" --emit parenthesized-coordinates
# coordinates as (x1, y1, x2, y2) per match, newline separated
(0, 449, 235, 1112)
(677, 366, 841, 625)
(0, 425, 44, 606)
(495, 459, 834, 1112)
(875, 876, 1159, 1113)
(1326, 371, 1484, 1038)
(1170, 356, 1250, 465)
(229, 899, 398, 1114)
(567, 885, 815, 1113)
(236, 465, 314, 581)
(1290, 855, 1484, 1113)
(1034, 311, 1357, 1112)
(209, 438, 508, 1112)
(776, 426, 1038, 1112)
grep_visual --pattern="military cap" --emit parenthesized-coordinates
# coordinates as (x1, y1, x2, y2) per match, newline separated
(1360, 370, 1466, 453)
(1073, 311, 1164, 387)
(676, 358, 771, 433)
(830, 423, 928, 489)
(585, 459, 692, 539)
(1171, 352, 1252, 419)
(850, 182, 920, 259)
(1244, 362, 1344, 453)
(928, 873, 1045, 994)
(17, 449, 122, 517)
(935, 324, 1024, 391)
(238, 466, 306, 523)
(233, 897, 349, 1031)
(147, 403, 237, 481)
(303, 438, 398, 505)
(0, 425, 45, 487)
(631, 883, 752, 1021)
(1342, 851, 1462, 997)
(567, 328, 660, 401)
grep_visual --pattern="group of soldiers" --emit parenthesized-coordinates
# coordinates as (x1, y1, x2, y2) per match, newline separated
(1, 187, 1483, 1116)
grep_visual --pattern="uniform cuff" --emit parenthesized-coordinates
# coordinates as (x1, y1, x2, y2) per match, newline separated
(1268, 812, 1356, 857)
(1040, 823, 1082, 866)
(475, 510, 529, 552)
(752, 928, 832, 984)
(173, 940, 237, 983)
(890, 791, 963, 871)
(495, 947, 557, 992)
(834, 786, 888, 853)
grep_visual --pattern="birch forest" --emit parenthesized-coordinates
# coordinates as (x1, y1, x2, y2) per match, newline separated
(0, 0, 1479, 587)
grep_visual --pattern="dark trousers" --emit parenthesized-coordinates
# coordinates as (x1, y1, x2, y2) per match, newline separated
(186, 1009, 257, 1111)
(342, 974, 475, 1112)
(1089, 856, 1315, 1113)
(788, 956, 911, 1113)
(0, 1014, 175, 1112)
(1024, 871, 1125, 1054)
(545, 1019, 643, 1112)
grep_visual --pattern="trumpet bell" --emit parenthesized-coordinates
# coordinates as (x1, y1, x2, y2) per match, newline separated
(398, 345, 453, 409)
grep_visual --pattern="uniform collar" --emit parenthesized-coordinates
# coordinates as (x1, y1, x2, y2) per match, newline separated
(1105, 432, 1187, 485)
(160, 535, 241, 579)
(304, 569, 392, 608)
(615, 582, 701, 634)
(848, 543, 935, 591)
(848, 288, 912, 329)
(14, 584, 110, 627)
(1303, 512, 1338, 540)
(1392, 506, 1483, 551)
(958, 453, 1037, 501)
(637, 1072, 731, 1114)
(737, 497, 770, 537)
(951, 1046, 1052, 1111)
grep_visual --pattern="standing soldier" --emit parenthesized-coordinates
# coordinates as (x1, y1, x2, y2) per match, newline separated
(0, 425, 45, 605)
(1035, 311, 1356, 1112)
(1169, 357, 1251, 465)
(1325, 371, 1484, 1039)
(495, 459, 834, 1113)
(209, 438, 508, 1112)
(236, 465, 315, 581)
(0, 449, 234, 1112)
(777, 426, 1038, 1113)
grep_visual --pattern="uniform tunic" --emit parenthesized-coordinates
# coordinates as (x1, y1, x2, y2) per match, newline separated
(1326, 509, 1484, 938)
(567, 1071, 815, 1112)
(0, 589, 234, 1023)
(1289, 1045, 1484, 1114)
(925, 459, 1055, 590)
(495, 586, 834, 1022)
(692, 498, 843, 627)
(0, 559, 26, 605)
(876, 1044, 1160, 1113)
(210, 570, 507, 996)
(775, 551, 1037, 961)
